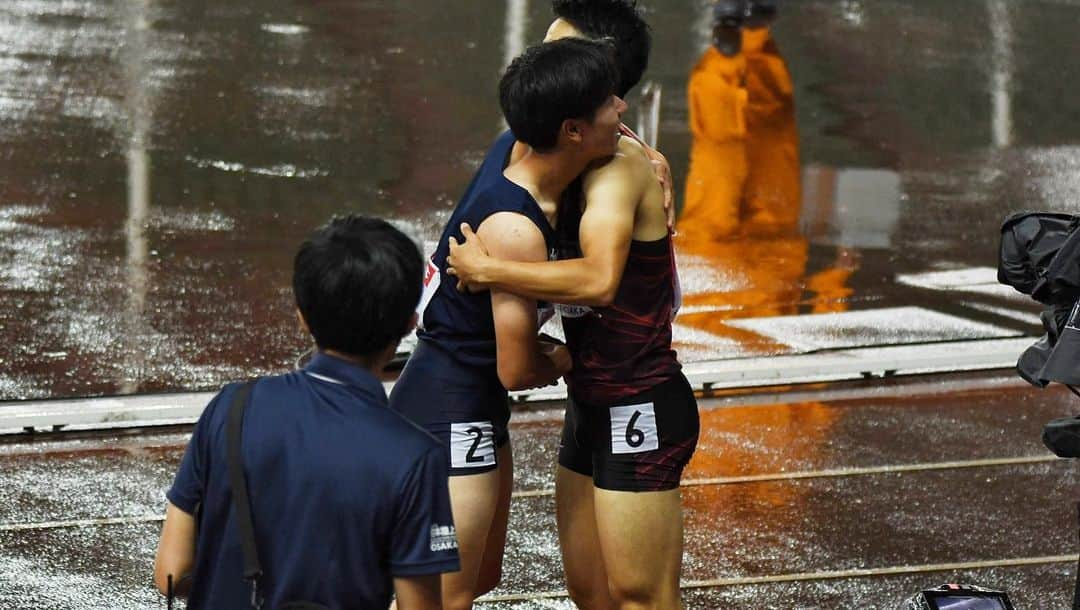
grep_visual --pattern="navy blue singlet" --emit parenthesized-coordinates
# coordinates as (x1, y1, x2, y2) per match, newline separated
(390, 131, 555, 473)
(416, 130, 555, 368)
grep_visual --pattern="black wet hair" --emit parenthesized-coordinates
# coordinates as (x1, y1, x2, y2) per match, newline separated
(293, 214, 422, 358)
(552, 0, 651, 97)
(500, 38, 618, 153)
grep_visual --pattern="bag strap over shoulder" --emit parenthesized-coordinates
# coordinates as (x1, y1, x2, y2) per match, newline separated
(226, 380, 263, 610)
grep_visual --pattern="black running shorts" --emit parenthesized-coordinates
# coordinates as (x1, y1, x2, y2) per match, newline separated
(390, 340, 511, 476)
(558, 374, 699, 491)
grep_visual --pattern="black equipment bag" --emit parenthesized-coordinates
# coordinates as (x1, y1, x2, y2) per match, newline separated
(998, 213, 1080, 387)
(1044, 414, 1080, 458)
(999, 213, 1080, 609)
(999, 211, 1080, 305)
(227, 381, 330, 610)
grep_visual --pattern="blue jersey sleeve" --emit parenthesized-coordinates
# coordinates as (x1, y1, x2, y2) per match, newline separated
(166, 390, 223, 515)
(389, 446, 461, 576)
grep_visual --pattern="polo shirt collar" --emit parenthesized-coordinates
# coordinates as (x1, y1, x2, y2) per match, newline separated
(303, 351, 388, 406)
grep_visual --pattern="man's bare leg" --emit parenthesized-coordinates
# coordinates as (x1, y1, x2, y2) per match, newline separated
(442, 451, 510, 610)
(474, 443, 514, 597)
(593, 488, 684, 610)
(556, 466, 615, 610)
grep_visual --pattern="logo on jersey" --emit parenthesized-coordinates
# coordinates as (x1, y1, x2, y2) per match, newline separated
(415, 258, 441, 329)
(429, 524, 458, 552)
(556, 303, 593, 318)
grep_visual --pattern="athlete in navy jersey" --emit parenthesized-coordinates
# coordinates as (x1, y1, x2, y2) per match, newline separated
(444, 3, 699, 609)
(390, 39, 626, 610)
(413, 129, 555, 370)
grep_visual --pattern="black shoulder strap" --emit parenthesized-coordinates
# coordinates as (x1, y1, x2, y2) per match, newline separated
(226, 380, 263, 609)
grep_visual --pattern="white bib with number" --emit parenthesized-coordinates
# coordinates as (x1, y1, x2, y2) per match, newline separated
(450, 421, 496, 468)
(610, 403, 659, 454)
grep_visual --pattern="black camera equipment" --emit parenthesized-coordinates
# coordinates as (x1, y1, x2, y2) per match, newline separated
(998, 211, 1080, 609)
(998, 212, 1080, 458)
(904, 584, 1014, 610)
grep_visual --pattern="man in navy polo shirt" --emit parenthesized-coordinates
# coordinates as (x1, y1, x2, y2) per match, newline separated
(154, 215, 459, 609)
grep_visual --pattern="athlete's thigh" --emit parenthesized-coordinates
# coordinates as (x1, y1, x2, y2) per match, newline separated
(583, 377, 697, 602)
(476, 443, 514, 592)
(442, 467, 503, 603)
(593, 487, 684, 596)
(555, 465, 612, 606)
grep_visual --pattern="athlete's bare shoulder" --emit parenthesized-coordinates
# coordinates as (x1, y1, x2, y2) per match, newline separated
(615, 134, 653, 165)
(583, 136, 649, 193)
(583, 136, 667, 240)
(476, 211, 547, 263)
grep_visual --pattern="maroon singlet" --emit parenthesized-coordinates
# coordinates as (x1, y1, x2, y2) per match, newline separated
(560, 234, 683, 406)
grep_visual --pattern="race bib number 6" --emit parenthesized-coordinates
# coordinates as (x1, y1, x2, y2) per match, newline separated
(610, 403, 659, 454)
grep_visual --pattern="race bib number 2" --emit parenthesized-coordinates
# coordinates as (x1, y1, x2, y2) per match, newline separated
(610, 403, 659, 454)
(450, 421, 496, 468)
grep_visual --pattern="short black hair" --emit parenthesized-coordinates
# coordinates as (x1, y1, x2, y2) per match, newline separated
(500, 38, 618, 152)
(293, 215, 422, 358)
(552, 0, 651, 97)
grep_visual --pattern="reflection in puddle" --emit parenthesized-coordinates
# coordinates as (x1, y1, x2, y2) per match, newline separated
(676, 12, 849, 357)
(120, 0, 151, 394)
(673, 8, 916, 360)
(987, 0, 1013, 149)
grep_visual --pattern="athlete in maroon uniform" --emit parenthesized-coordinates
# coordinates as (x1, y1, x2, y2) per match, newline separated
(552, 186, 697, 495)
(560, 233, 681, 406)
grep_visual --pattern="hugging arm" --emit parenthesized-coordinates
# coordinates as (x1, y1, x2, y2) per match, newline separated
(480, 212, 572, 390)
(447, 159, 641, 307)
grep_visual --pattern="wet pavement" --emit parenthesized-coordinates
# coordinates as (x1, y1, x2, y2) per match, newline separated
(4, 1, 1080, 603)
(4, 0, 1080, 398)
(2, 372, 1077, 608)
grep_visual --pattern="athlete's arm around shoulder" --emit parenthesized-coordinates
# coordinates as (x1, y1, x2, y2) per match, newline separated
(574, 139, 655, 302)
(479, 211, 571, 391)
(447, 143, 647, 306)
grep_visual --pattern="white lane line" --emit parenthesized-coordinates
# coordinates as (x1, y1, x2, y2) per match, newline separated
(681, 555, 1078, 588)
(679, 454, 1060, 487)
(512, 454, 1060, 499)
(1, 455, 1062, 531)
(2, 338, 1034, 435)
(476, 555, 1079, 603)
(0, 515, 163, 532)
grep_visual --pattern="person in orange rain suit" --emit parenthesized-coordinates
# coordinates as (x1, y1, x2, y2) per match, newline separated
(671, 3, 847, 510)
(741, 24, 801, 235)
(680, 1, 800, 240)
(679, 1, 749, 241)
(676, 2, 854, 355)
